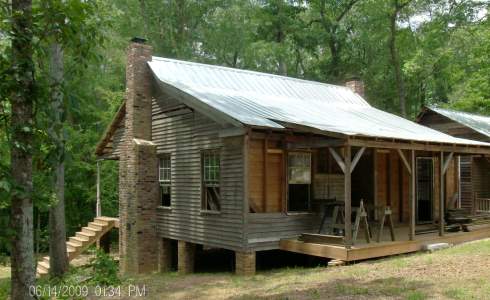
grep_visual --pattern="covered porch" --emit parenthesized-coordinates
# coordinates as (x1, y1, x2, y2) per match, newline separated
(247, 130, 490, 260)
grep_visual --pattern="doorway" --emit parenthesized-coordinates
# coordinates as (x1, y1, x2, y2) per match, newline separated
(416, 157, 434, 224)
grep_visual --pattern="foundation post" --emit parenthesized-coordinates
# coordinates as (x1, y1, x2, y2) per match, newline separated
(178, 241, 195, 274)
(235, 251, 256, 276)
(159, 238, 173, 272)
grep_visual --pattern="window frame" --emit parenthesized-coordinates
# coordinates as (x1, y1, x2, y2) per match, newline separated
(201, 149, 222, 212)
(286, 151, 312, 212)
(158, 154, 172, 208)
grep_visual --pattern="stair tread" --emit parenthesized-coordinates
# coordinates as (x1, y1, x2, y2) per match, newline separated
(88, 225, 104, 231)
(37, 269, 48, 275)
(38, 261, 49, 268)
(78, 231, 96, 237)
(71, 236, 88, 243)
(93, 220, 109, 226)
(96, 216, 117, 220)
(67, 241, 81, 248)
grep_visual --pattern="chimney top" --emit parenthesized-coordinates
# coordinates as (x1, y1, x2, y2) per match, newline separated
(131, 37, 147, 44)
(345, 79, 365, 98)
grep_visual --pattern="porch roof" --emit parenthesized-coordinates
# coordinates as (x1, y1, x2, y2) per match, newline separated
(148, 57, 490, 149)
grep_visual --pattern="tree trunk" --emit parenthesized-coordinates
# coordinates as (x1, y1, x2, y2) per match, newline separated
(328, 34, 341, 82)
(276, 27, 287, 75)
(35, 211, 40, 256)
(10, 0, 36, 298)
(389, 3, 407, 117)
(48, 42, 68, 277)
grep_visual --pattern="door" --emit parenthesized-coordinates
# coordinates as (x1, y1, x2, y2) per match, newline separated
(416, 157, 434, 223)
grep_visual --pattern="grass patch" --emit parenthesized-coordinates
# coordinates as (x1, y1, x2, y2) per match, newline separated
(444, 287, 473, 300)
(335, 283, 369, 295)
(443, 239, 490, 255)
(0, 266, 10, 298)
(406, 291, 427, 300)
(0, 277, 9, 300)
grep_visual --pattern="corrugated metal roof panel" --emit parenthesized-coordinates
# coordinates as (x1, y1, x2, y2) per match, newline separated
(148, 57, 489, 147)
(429, 106, 490, 138)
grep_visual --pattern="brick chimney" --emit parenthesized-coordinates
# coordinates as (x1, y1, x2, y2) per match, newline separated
(119, 38, 159, 274)
(345, 78, 365, 98)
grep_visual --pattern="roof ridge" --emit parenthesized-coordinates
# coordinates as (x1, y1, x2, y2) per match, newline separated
(151, 56, 351, 91)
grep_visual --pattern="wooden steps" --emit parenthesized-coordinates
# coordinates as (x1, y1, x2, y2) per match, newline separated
(36, 216, 118, 277)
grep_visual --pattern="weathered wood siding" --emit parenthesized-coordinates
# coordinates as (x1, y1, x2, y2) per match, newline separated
(460, 156, 473, 210)
(246, 138, 329, 250)
(99, 117, 126, 160)
(248, 139, 284, 213)
(152, 91, 246, 251)
(246, 213, 319, 250)
(375, 150, 409, 223)
(418, 109, 490, 211)
(110, 122, 125, 159)
(373, 150, 459, 223)
(314, 174, 344, 201)
(473, 157, 490, 199)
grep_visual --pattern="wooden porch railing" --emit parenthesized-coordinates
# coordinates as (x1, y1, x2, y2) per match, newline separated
(475, 197, 490, 213)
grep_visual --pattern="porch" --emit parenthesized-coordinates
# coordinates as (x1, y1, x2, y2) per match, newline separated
(245, 130, 490, 261)
(280, 223, 490, 261)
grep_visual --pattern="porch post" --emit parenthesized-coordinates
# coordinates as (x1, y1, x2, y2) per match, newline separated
(439, 151, 445, 236)
(96, 160, 101, 217)
(344, 145, 352, 248)
(409, 150, 415, 241)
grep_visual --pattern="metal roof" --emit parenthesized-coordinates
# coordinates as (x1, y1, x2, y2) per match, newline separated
(148, 57, 489, 147)
(428, 106, 490, 138)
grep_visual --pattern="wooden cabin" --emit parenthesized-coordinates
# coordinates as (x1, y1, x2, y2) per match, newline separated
(95, 39, 490, 275)
(417, 106, 490, 213)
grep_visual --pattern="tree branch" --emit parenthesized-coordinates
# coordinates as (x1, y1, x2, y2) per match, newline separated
(336, 0, 360, 23)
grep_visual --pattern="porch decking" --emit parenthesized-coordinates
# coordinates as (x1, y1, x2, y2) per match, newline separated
(279, 224, 490, 261)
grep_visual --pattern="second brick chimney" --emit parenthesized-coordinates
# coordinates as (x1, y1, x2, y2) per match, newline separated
(345, 78, 365, 98)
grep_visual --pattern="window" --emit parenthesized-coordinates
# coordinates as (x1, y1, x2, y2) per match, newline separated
(288, 152, 311, 211)
(159, 155, 171, 207)
(202, 151, 221, 211)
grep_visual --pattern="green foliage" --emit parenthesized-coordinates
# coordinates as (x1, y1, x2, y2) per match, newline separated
(89, 250, 120, 286)
(1, 0, 489, 258)
(0, 278, 9, 300)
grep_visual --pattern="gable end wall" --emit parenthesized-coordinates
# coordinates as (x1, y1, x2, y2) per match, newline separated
(152, 88, 246, 251)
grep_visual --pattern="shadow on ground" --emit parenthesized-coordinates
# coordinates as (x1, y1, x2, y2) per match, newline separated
(193, 248, 328, 274)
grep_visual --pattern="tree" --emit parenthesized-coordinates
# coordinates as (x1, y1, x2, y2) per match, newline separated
(47, 41, 68, 277)
(131, 0, 224, 58)
(388, 0, 412, 117)
(307, 0, 360, 82)
(10, 0, 36, 298)
(254, 0, 303, 75)
(38, 0, 110, 277)
(200, 0, 254, 68)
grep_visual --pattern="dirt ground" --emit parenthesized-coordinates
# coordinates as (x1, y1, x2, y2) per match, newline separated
(2, 240, 490, 299)
(102, 239, 490, 300)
